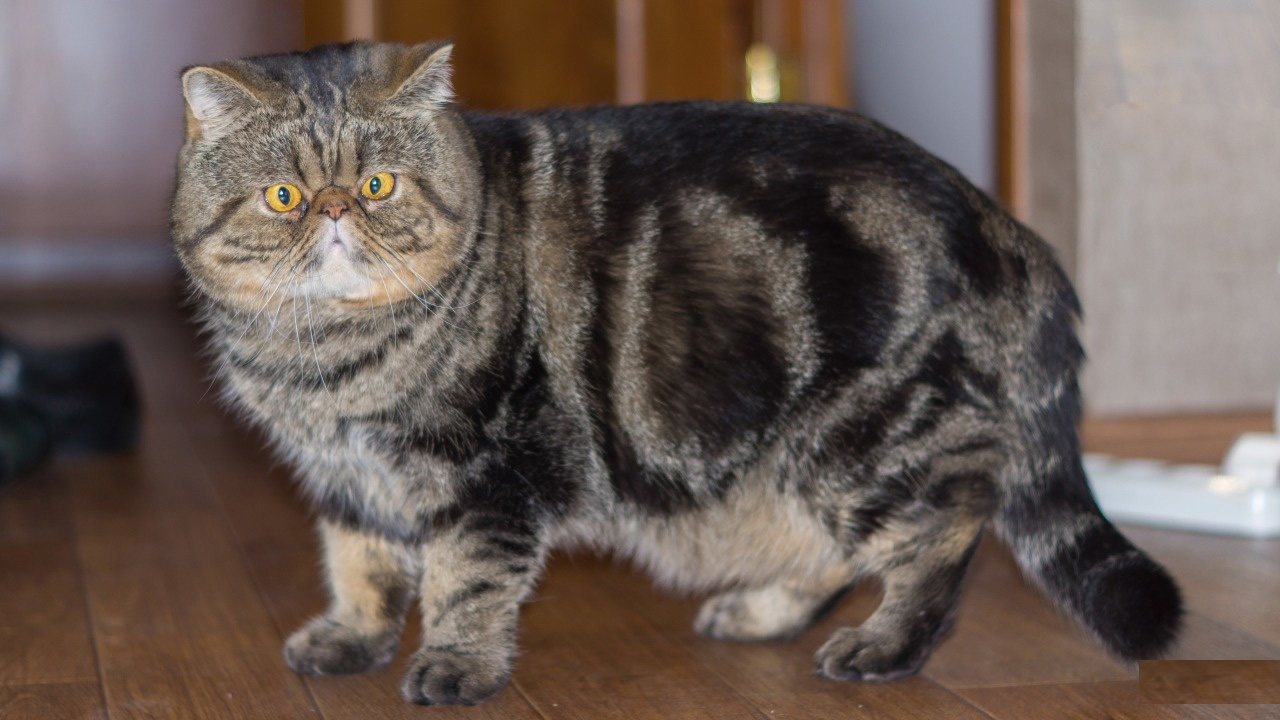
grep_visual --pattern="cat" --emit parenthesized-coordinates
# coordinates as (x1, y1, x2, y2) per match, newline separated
(171, 41, 1181, 706)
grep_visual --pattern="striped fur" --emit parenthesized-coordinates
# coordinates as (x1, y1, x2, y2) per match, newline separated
(172, 42, 1181, 706)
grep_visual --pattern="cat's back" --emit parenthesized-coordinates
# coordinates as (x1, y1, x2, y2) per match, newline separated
(463, 100, 1057, 308)
(459, 101, 1069, 514)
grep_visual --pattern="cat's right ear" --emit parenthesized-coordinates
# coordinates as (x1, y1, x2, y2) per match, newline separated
(181, 67, 261, 141)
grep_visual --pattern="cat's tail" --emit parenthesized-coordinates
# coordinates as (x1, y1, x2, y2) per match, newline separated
(997, 272, 1182, 662)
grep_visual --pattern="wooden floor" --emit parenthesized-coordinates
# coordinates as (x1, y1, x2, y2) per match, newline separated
(1, 299, 1277, 719)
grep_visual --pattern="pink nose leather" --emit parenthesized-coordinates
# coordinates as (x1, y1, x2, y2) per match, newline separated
(321, 199, 348, 220)
(312, 186, 354, 221)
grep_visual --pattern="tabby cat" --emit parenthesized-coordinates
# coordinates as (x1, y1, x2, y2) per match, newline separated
(171, 41, 1181, 706)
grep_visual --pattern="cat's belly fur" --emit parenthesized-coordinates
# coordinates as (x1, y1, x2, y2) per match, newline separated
(555, 479, 849, 593)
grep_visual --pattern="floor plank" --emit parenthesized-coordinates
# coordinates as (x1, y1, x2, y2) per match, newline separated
(9, 306, 324, 719)
(517, 557, 773, 720)
(532, 556, 992, 719)
(925, 537, 1132, 689)
(960, 679, 1278, 720)
(0, 536, 99, 686)
(1122, 526, 1280, 649)
(0, 457, 101, 690)
(0, 682, 107, 720)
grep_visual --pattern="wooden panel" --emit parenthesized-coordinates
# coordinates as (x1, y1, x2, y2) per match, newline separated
(759, 0, 848, 106)
(996, 0, 1028, 215)
(304, 0, 346, 46)
(1082, 412, 1272, 464)
(643, 0, 753, 102)
(379, 0, 617, 109)
(800, 0, 850, 107)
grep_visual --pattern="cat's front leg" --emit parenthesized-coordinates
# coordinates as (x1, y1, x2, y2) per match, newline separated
(401, 509, 545, 706)
(284, 519, 416, 675)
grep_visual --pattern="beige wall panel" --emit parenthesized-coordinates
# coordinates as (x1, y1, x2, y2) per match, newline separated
(1076, 0, 1280, 414)
(1024, 0, 1078, 279)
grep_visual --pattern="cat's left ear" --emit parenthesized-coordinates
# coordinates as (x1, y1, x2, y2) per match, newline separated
(387, 42, 455, 117)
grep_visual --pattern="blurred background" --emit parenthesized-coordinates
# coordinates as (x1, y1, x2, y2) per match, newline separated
(0, 0, 1276, 417)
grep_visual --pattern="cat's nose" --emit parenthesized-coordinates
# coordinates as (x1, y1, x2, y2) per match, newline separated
(312, 187, 353, 221)
(320, 198, 349, 220)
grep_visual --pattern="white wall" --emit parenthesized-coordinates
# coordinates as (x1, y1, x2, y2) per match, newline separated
(847, 0, 995, 193)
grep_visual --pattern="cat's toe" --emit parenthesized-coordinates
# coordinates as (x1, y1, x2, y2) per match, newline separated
(284, 616, 399, 676)
(694, 591, 752, 640)
(695, 586, 824, 642)
(401, 648, 510, 706)
(694, 591, 785, 641)
(814, 627, 924, 682)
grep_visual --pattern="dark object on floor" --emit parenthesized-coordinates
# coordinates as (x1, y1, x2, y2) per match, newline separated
(0, 334, 140, 480)
(0, 397, 52, 480)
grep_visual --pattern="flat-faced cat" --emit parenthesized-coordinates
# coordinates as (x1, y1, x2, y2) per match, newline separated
(171, 42, 1181, 706)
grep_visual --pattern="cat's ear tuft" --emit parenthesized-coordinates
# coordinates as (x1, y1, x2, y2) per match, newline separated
(387, 42, 455, 117)
(181, 66, 261, 140)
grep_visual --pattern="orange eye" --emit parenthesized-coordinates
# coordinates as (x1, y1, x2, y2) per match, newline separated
(360, 172, 395, 201)
(265, 183, 301, 212)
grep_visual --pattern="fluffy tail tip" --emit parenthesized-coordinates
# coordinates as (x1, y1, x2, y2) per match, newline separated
(1083, 551, 1183, 662)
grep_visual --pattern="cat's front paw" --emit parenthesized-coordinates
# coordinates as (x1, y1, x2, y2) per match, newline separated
(284, 616, 400, 676)
(814, 626, 924, 682)
(401, 647, 510, 706)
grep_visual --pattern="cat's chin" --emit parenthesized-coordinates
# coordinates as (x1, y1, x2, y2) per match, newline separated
(293, 261, 378, 304)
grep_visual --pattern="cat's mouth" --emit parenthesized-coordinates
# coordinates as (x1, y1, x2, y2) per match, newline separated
(321, 222, 355, 260)
(296, 222, 375, 300)
(327, 235, 351, 258)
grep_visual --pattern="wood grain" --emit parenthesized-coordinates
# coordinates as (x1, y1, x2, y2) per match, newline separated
(0, 683, 106, 720)
(0, 537, 98, 686)
(1139, 660, 1280, 705)
(378, 0, 618, 110)
(925, 536, 1132, 689)
(961, 679, 1278, 720)
(535, 556, 990, 719)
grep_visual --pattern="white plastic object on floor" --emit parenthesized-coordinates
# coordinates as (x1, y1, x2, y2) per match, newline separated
(1083, 396, 1280, 538)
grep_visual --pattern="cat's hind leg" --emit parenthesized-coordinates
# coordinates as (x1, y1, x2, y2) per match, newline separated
(694, 567, 854, 642)
(814, 444, 1000, 681)
(284, 520, 415, 676)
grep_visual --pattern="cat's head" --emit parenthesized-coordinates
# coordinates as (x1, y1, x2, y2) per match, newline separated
(171, 41, 480, 314)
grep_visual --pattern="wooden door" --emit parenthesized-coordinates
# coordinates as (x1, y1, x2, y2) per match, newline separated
(302, 0, 847, 110)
